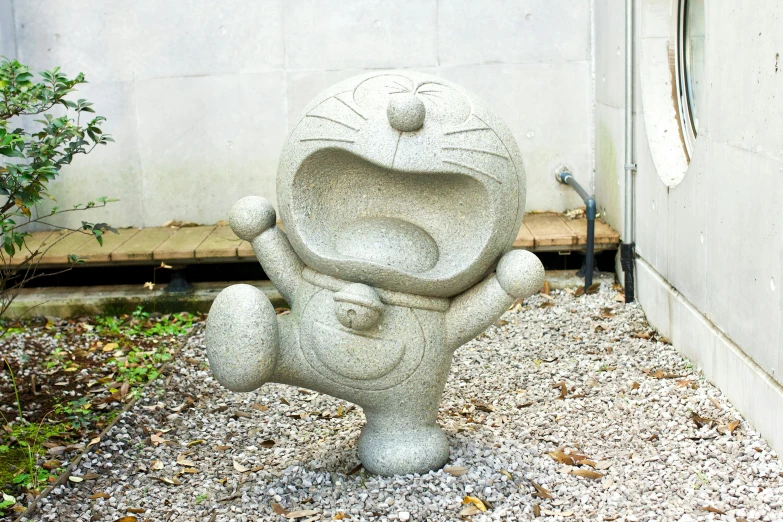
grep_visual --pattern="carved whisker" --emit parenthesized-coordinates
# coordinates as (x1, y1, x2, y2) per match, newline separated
(392, 80, 411, 92)
(306, 114, 359, 131)
(443, 127, 491, 135)
(442, 159, 502, 183)
(419, 91, 443, 99)
(417, 89, 442, 94)
(388, 90, 409, 95)
(300, 137, 355, 143)
(334, 95, 367, 121)
(441, 146, 509, 159)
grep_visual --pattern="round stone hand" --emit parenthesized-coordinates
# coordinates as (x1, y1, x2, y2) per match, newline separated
(229, 196, 277, 241)
(496, 249, 545, 299)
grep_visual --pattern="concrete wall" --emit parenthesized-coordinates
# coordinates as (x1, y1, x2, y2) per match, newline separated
(0, 0, 594, 229)
(594, 0, 783, 452)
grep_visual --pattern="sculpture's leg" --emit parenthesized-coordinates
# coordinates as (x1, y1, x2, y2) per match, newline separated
(358, 400, 449, 476)
(206, 284, 279, 392)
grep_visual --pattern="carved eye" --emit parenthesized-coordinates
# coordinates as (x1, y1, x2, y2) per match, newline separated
(353, 74, 415, 113)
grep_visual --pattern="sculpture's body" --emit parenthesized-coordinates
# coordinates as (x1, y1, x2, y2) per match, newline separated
(206, 71, 544, 476)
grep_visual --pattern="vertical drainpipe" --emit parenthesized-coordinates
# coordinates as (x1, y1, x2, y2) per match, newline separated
(621, 0, 637, 303)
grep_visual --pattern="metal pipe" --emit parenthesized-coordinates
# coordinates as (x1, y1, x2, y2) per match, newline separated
(622, 0, 637, 303)
(556, 171, 596, 288)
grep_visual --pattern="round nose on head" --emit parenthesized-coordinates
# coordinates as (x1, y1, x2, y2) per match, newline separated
(387, 93, 426, 132)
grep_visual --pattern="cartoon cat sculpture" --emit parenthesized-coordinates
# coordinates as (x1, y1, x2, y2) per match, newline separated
(206, 71, 544, 476)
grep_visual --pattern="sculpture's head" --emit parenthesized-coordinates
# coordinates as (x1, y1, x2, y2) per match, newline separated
(277, 71, 525, 298)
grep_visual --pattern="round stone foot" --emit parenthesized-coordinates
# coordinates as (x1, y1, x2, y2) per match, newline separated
(358, 424, 449, 476)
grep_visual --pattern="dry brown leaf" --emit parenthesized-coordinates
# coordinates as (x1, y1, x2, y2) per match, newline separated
(127, 508, 145, 514)
(728, 420, 740, 434)
(701, 506, 726, 514)
(539, 301, 555, 309)
(102, 342, 119, 352)
(500, 470, 513, 480)
(232, 458, 249, 473)
(187, 439, 205, 447)
(90, 492, 111, 500)
(111, 518, 137, 522)
(260, 439, 276, 448)
(614, 293, 625, 302)
(151, 460, 164, 470)
(333, 512, 351, 520)
(585, 282, 600, 294)
(574, 286, 585, 297)
(533, 504, 541, 517)
(68, 476, 84, 483)
(542, 509, 574, 517)
(150, 433, 167, 446)
(215, 445, 231, 451)
(547, 450, 575, 466)
(580, 459, 598, 468)
(631, 382, 640, 390)
(251, 404, 269, 412)
(541, 280, 551, 295)
(444, 465, 468, 476)
(42, 459, 61, 470)
(176, 454, 195, 466)
(594, 461, 612, 470)
(570, 469, 604, 480)
(554, 381, 568, 400)
(460, 504, 480, 516)
(462, 496, 487, 512)
(284, 510, 319, 519)
(280, 397, 290, 405)
(82, 473, 100, 480)
(151, 476, 181, 486)
(530, 481, 551, 499)
(691, 412, 713, 429)
(272, 503, 289, 515)
(709, 397, 722, 409)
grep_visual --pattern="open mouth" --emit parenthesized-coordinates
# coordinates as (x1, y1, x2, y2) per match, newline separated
(287, 148, 492, 281)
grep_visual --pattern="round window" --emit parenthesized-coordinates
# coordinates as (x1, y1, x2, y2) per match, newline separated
(676, 0, 705, 157)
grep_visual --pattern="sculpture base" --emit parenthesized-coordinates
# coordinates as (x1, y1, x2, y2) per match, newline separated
(358, 421, 449, 476)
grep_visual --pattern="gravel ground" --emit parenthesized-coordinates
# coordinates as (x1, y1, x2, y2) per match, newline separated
(23, 284, 783, 522)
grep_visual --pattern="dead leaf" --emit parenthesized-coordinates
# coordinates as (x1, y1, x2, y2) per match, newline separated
(530, 481, 551, 499)
(614, 293, 625, 302)
(541, 281, 551, 295)
(691, 412, 713, 429)
(82, 473, 101, 480)
(570, 469, 604, 480)
(42, 459, 62, 470)
(462, 496, 487, 512)
(260, 439, 275, 448)
(701, 506, 726, 514)
(444, 465, 468, 477)
(111, 518, 137, 522)
(127, 508, 145, 514)
(284, 510, 319, 519)
(233, 458, 249, 473)
(68, 476, 84, 483)
(575, 286, 585, 297)
(727, 420, 740, 434)
(150, 460, 164, 470)
(633, 331, 653, 339)
(233, 411, 252, 419)
(272, 503, 289, 515)
(709, 397, 722, 409)
(176, 454, 195, 466)
(102, 342, 119, 352)
(539, 301, 555, 308)
(547, 450, 575, 465)
(187, 439, 205, 447)
(251, 404, 269, 412)
(333, 513, 351, 520)
(90, 492, 111, 500)
(151, 476, 181, 486)
(460, 504, 480, 516)
(595, 461, 612, 470)
(533, 504, 541, 517)
(280, 397, 290, 405)
(143, 282, 155, 290)
(215, 445, 231, 451)
(150, 433, 168, 446)
(554, 381, 568, 400)
(631, 382, 640, 390)
(346, 463, 363, 475)
(585, 282, 600, 294)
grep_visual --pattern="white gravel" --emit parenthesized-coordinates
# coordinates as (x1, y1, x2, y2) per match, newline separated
(23, 284, 783, 521)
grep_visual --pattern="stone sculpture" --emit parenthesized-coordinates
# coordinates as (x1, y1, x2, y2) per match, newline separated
(206, 71, 545, 476)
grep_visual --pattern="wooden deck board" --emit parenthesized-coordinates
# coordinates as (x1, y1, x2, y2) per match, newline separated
(4, 230, 59, 266)
(154, 226, 216, 261)
(78, 228, 141, 263)
(38, 231, 96, 265)
(5, 213, 620, 267)
(513, 222, 535, 249)
(195, 226, 242, 259)
(564, 218, 621, 246)
(524, 213, 577, 248)
(112, 227, 177, 262)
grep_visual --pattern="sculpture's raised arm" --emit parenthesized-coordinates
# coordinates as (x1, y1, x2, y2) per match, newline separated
(229, 196, 304, 306)
(445, 249, 544, 350)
